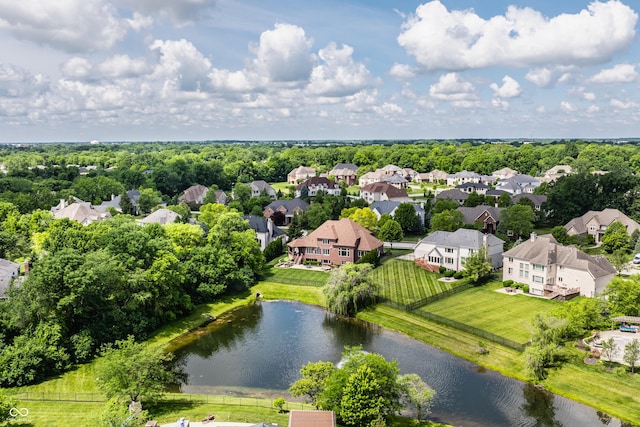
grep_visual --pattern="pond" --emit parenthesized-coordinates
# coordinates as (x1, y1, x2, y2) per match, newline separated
(169, 300, 628, 427)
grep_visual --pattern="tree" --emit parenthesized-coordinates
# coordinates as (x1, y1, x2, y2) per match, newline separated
(97, 397, 149, 427)
(497, 192, 512, 208)
(324, 263, 378, 317)
(600, 337, 618, 368)
(430, 209, 463, 232)
(464, 191, 485, 208)
(339, 365, 387, 427)
(304, 203, 330, 229)
(136, 188, 161, 215)
(232, 182, 251, 206)
(601, 221, 630, 254)
(606, 276, 640, 316)
(608, 250, 630, 276)
(524, 314, 568, 380)
(377, 213, 393, 229)
(433, 198, 458, 214)
(349, 207, 378, 231)
(289, 361, 337, 409)
(498, 204, 535, 240)
(0, 392, 17, 423)
(550, 226, 571, 245)
(264, 236, 284, 262)
(119, 191, 136, 215)
(462, 247, 493, 285)
(394, 203, 421, 234)
(273, 397, 286, 413)
(624, 339, 640, 374)
(397, 373, 435, 421)
(378, 219, 403, 249)
(96, 336, 175, 405)
(287, 212, 304, 240)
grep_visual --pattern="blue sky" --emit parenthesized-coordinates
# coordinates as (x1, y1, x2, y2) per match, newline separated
(0, 0, 638, 142)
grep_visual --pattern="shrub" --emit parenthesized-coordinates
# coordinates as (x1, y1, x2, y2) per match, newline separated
(522, 285, 530, 293)
(273, 397, 286, 413)
(439, 265, 446, 274)
(503, 280, 514, 287)
(357, 249, 380, 267)
(453, 271, 464, 279)
(444, 270, 455, 277)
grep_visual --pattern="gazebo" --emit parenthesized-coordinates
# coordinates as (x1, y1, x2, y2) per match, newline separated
(611, 316, 640, 325)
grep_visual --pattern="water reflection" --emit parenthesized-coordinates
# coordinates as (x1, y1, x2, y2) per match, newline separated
(170, 300, 627, 427)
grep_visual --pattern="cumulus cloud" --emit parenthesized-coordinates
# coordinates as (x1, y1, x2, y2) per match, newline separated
(397, 0, 637, 71)
(0, 0, 127, 52)
(115, 0, 218, 26)
(560, 101, 576, 112)
(610, 99, 639, 109)
(61, 57, 94, 80)
(389, 63, 417, 79)
(0, 63, 49, 97)
(429, 73, 478, 107)
(525, 68, 554, 88)
(251, 23, 315, 84)
(150, 39, 212, 92)
(307, 43, 377, 97)
(98, 55, 150, 79)
(490, 75, 521, 98)
(589, 63, 638, 83)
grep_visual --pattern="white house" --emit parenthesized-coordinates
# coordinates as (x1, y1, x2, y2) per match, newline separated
(446, 171, 481, 186)
(244, 215, 286, 251)
(295, 177, 341, 197)
(413, 229, 504, 272)
(502, 233, 616, 298)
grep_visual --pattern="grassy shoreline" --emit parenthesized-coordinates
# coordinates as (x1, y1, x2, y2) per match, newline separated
(6, 281, 640, 426)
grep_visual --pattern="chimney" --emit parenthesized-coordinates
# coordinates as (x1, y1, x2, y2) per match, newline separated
(23, 259, 29, 275)
(482, 233, 488, 249)
(530, 232, 537, 242)
(267, 217, 274, 237)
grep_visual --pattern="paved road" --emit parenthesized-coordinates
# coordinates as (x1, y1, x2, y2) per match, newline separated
(383, 242, 416, 249)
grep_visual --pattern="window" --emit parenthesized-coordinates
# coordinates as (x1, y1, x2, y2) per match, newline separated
(519, 262, 529, 279)
(508, 257, 513, 263)
(338, 248, 350, 257)
(357, 250, 367, 258)
(322, 249, 330, 255)
(507, 230, 514, 237)
(321, 239, 330, 245)
(306, 247, 314, 254)
(445, 257, 454, 264)
(428, 256, 441, 264)
(445, 248, 454, 253)
(533, 264, 544, 271)
(533, 275, 544, 283)
(507, 267, 513, 274)
(558, 277, 563, 282)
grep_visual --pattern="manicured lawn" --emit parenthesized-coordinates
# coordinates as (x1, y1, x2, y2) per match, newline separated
(420, 282, 561, 343)
(370, 259, 461, 305)
(260, 266, 329, 287)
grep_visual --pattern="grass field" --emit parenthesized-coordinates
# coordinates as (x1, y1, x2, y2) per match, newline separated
(420, 281, 561, 343)
(370, 259, 461, 305)
(260, 266, 329, 287)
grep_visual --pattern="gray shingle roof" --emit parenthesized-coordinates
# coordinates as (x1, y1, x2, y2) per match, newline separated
(265, 198, 309, 213)
(417, 228, 504, 249)
(457, 205, 503, 224)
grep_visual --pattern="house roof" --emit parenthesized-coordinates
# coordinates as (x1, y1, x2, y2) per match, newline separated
(296, 176, 339, 190)
(328, 167, 356, 177)
(289, 166, 316, 176)
(370, 200, 424, 216)
(486, 189, 508, 197)
(360, 182, 408, 198)
(456, 182, 489, 190)
(265, 198, 309, 214)
(287, 218, 383, 251)
(381, 164, 402, 173)
(383, 174, 408, 185)
(288, 410, 336, 427)
(214, 189, 229, 204)
(249, 180, 275, 192)
(333, 163, 358, 172)
(435, 188, 469, 201)
(449, 170, 480, 179)
(243, 215, 285, 237)
(416, 228, 504, 249)
(492, 167, 519, 177)
(545, 165, 572, 175)
(178, 184, 209, 203)
(496, 174, 540, 187)
(0, 259, 20, 298)
(503, 234, 616, 278)
(139, 208, 180, 225)
(53, 202, 112, 224)
(359, 170, 387, 181)
(564, 208, 640, 235)
(457, 205, 503, 224)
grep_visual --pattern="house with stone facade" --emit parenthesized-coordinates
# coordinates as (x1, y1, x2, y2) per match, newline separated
(564, 208, 640, 244)
(457, 205, 503, 234)
(287, 166, 316, 185)
(263, 198, 309, 225)
(295, 177, 341, 197)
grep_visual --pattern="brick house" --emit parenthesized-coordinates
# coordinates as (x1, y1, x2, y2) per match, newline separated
(295, 177, 341, 197)
(287, 218, 383, 265)
(263, 198, 309, 225)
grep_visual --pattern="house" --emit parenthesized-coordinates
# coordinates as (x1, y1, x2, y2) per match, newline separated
(288, 410, 336, 427)
(249, 180, 277, 199)
(402, 167, 419, 181)
(413, 229, 504, 272)
(52, 199, 112, 225)
(446, 171, 481, 186)
(326, 163, 358, 185)
(138, 208, 181, 225)
(511, 194, 547, 211)
(213, 189, 229, 205)
(541, 165, 572, 183)
(383, 174, 409, 189)
(295, 177, 341, 197)
(456, 182, 489, 195)
(370, 200, 425, 224)
(243, 215, 286, 251)
(485, 189, 509, 205)
(415, 169, 448, 184)
(96, 189, 141, 215)
(263, 198, 309, 225)
(492, 167, 519, 180)
(564, 208, 640, 244)
(358, 170, 387, 187)
(495, 174, 540, 195)
(457, 205, 503, 234)
(287, 166, 316, 185)
(0, 259, 20, 299)
(359, 182, 409, 204)
(434, 189, 468, 205)
(381, 164, 403, 176)
(502, 233, 616, 298)
(287, 218, 383, 265)
(178, 184, 209, 208)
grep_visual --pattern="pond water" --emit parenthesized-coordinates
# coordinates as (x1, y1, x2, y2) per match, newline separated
(170, 300, 629, 427)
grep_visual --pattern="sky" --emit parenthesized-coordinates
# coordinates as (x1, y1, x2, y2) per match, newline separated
(0, 0, 639, 142)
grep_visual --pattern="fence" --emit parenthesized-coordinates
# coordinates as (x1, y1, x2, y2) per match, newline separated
(8, 391, 314, 410)
(379, 285, 527, 352)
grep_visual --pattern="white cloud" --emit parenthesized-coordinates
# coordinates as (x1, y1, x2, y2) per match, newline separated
(610, 99, 639, 109)
(525, 67, 554, 88)
(398, 1, 637, 71)
(98, 55, 150, 79)
(389, 63, 417, 79)
(150, 39, 213, 93)
(429, 73, 479, 108)
(0, 0, 127, 52)
(589, 63, 638, 83)
(61, 57, 94, 80)
(251, 23, 315, 84)
(490, 75, 521, 98)
(0, 63, 49, 97)
(560, 101, 576, 112)
(492, 98, 509, 111)
(587, 105, 600, 113)
(115, 0, 218, 26)
(583, 92, 596, 101)
(307, 43, 377, 97)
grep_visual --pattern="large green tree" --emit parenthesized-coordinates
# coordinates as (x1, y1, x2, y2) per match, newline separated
(430, 209, 463, 232)
(378, 219, 403, 249)
(601, 221, 630, 254)
(394, 203, 421, 234)
(324, 263, 378, 317)
(462, 248, 493, 285)
(498, 204, 535, 240)
(397, 373, 435, 421)
(289, 361, 337, 409)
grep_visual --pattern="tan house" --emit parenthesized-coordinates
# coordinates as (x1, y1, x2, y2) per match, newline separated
(178, 184, 209, 208)
(541, 165, 572, 183)
(295, 177, 341, 197)
(564, 208, 640, 244)
(287, 218, 383, 265)
(288, 410, 336, 427)
(502, 233, 616, 298)
(492, 167, 519, 180)
(326, 163, 357, 185)
(52, 199, 112, 225)
(359, 182, 409, 204)
(288, 166, 316, 185)
(138, 208, 181, 225)
(414, 169, 448, 184)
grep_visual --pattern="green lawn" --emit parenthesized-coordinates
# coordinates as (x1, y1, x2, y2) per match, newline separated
(420, 282, 561, 343)
(370, 259, 460, 305)
(260, 266, 329, 287)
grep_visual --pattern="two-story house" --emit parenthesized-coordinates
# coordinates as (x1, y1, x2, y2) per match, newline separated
(295, 177, 341, 197)
(287, 166, 316, 185)
(502, 233, 616, 298)
(359, 182, 409, 204)
(564, 208, 640, 244)
(263, 198, 309, 225)
(249, 180, 277, 199)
